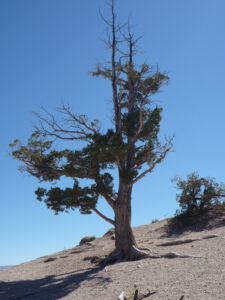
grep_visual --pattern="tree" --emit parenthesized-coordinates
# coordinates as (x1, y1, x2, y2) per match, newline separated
(10, 0, 173, 260)
(172, 172, 225, 215)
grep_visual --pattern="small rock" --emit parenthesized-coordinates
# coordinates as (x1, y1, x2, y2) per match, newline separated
(79, 236, 96, 245)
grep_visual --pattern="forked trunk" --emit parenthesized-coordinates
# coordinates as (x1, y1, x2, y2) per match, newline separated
(114, 179, 137, 259)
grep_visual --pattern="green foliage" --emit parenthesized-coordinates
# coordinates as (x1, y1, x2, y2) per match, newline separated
(119, 168, 138, 183)
(172, 172, 225, 215)
(126, 287, 139, 300)
(10, 130, 116, 214)
(121, 107, 162, 142)
(10, 132, 63, 181)
(92, 129, 127, 164)
(35, 179, 98, 214)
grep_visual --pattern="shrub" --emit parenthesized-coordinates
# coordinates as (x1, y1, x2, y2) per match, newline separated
(172, 172, 225, 215)
(168, 173, 225, 228)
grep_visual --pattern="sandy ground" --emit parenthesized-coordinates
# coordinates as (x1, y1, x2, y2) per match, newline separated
(1, 214, 225, 300)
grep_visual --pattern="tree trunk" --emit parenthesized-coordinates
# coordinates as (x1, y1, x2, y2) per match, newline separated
(114, 179, 137, 259)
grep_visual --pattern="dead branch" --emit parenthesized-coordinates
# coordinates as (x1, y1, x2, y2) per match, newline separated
(92, 208, 115, 225)
(102, 194, 116, 209)
(138, 289, 157, 299)
(131, 101, 144, 144)
(33, 104, 100, 142)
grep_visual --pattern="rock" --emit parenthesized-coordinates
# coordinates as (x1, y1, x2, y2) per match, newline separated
(79, 236, 96, 245)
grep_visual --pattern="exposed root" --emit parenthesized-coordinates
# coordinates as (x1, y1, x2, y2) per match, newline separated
(101, 245, 203, 266)
(130, 245, 160, 259)
(138, 246, 153, 251)
(131, 246, 203, 259)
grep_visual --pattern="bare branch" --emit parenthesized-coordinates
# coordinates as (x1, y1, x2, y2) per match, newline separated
(33, 104, 100, 142)
(130, 101, 144, 144)
(102, 193, 116, 209)
(58, 103, 100, 134)
(119, 17, 143, 58)
(92, 207, 115, 225)
(110, 1, 121, 134)
(99, 8, 113, 27)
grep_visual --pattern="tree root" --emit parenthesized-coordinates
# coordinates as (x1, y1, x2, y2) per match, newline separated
(102, 245, 203, 265)
(130, 245, 160, 259)
(132, 246, 203, 259)
(138, 246, 153, 252)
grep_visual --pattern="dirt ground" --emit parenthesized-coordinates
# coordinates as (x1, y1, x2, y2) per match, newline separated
(1, 214, 225, 300)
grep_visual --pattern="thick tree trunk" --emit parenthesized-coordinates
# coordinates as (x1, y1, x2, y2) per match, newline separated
(114, 179, 137, 259)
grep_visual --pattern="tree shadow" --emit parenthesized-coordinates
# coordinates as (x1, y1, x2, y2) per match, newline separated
(161, 211, 225, 238)
(0, 265, 110, 299)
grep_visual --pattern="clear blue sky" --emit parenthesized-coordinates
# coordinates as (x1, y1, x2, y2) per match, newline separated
(1, 0, 225, 266)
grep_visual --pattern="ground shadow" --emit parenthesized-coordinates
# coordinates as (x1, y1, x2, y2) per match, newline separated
(161, 211, 225, 238)
(43, 257, 57, 263)
(0, 265, 110, 300)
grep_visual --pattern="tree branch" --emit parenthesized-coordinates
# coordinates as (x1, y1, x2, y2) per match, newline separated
(111, 1, 121, 134)
(102, 194, 116, 209)
(58, 103, 99, 135)
(92, 208, 115, 225)
(33, 104, 100, 142)
(131, 138, 174, 186)
(131, 101, 144, 144)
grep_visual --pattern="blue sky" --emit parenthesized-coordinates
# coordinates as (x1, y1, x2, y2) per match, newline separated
(1, 0, 224, 266)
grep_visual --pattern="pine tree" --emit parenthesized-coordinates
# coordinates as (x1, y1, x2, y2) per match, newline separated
(10, 0, 173, 260)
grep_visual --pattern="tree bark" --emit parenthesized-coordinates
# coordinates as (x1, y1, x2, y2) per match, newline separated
(114, 178, 137, 259)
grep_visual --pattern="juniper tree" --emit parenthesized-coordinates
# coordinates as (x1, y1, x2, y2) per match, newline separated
(10, 0, 173, 260)
(173, 173, 225, 214)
